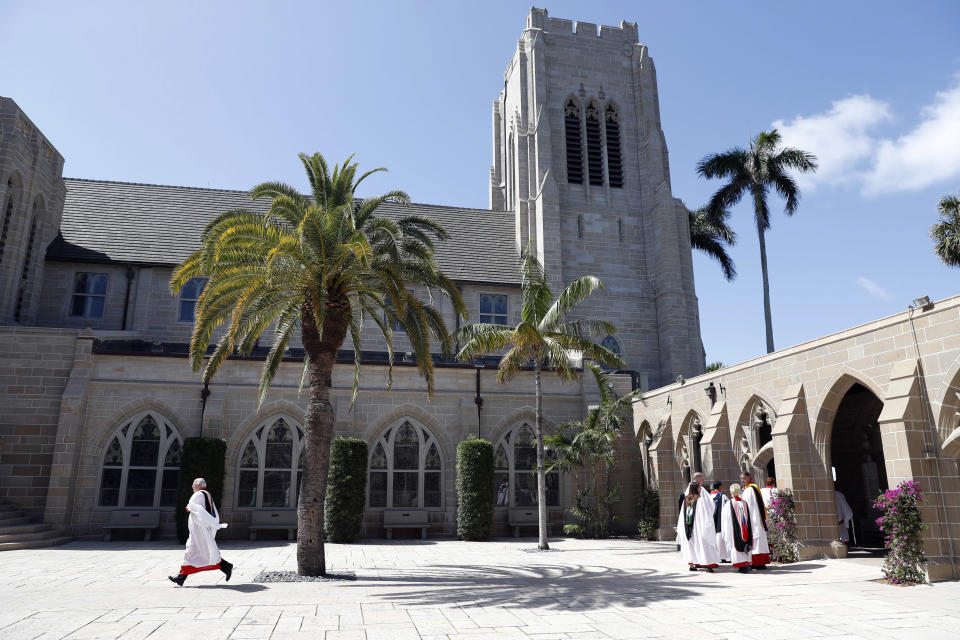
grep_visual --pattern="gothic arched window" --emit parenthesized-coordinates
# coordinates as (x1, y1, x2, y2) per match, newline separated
(605, 103, 623, 188)
(493, 422, 559, 508)
(236, 416, 305, 509)
(564, 98, 584, 184)
(599, 336, 622, 371)
(98, 413, 182, 508)
(0, 175, 20, 265)
(368, 419, 443, 509)
(585, 101, 604, 186)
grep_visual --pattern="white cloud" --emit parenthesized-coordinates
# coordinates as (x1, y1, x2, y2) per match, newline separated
(863, 80, 960, 195)
(857, 277, 892, 301)
(774, 95, 891, 190)
(771, 77, 960, 196)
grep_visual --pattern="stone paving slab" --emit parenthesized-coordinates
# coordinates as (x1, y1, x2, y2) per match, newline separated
(1, 538, 958, 639)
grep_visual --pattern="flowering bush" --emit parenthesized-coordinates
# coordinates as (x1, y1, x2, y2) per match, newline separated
(636, 487, 660, 540)
(768, 488, 799, 563)
(873, 480, 927, 584)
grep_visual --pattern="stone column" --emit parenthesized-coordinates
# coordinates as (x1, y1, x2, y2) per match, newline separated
(878, 359, 960, 582)
(43, 330, 95, 533)
(770, 383, 832, 560)
(648, 413, 680, 541)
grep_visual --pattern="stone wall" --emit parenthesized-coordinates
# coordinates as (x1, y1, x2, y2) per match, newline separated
(634, 294, 960, 581)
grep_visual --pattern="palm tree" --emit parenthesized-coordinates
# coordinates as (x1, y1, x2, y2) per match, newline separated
(697, 129, 817, 353)
(705, 361, 724, 373)
(171, 153, 465, 576)
(687, 206, 737, 281)
(545, 364, 644, 538)
(931, 194, 960, 267)
(455, 247, 624, 549)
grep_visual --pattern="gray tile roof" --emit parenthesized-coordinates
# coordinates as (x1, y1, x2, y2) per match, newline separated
(49, 178, 522, 285)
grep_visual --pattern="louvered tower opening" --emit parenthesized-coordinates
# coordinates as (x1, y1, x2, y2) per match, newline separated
(564, 98, 583, 184)
(606, 104, 623, 188)
(585, 102, 604, 186)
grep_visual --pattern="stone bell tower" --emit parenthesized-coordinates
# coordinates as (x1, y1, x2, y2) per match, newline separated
(0, 97, 66, 325)
(490, 8, 704, 388)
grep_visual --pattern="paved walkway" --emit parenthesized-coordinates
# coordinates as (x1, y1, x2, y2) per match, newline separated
(1, 537, 958, 639)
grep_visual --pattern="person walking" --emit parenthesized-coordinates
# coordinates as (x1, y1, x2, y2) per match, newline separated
(739, 470, 771, 569)
(169, 478, 233, 586)
(677, 482, 721, 572)
(721, 483, 754, 573)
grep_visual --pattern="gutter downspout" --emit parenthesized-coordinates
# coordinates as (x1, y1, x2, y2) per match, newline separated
(120, 266, 135, 330)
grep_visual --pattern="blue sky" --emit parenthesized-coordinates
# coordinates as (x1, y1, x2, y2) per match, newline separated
(2, 1, 959, 368)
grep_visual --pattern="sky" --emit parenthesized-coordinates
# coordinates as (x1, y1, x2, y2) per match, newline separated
(2, 1, 959, 368)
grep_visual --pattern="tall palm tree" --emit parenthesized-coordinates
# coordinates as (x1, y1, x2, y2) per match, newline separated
(171, 153, 465, 576)
(697, 129, 817, 353)
(687, 205, 737, 281)
(455, 247, 624, 549)
(931, 194, 960, 267)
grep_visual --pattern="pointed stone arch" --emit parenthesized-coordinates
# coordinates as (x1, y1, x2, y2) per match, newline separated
(933, 352, 960, 447)
(731, 393, 777, 476)
(95, 399, 188, 454)
(812, 368, 887, 468)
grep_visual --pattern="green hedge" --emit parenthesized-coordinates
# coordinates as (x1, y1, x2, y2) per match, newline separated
(636, 486, 660, 540)
(324, 437, 368, 543)
(456, 437, 494, 540)
(175, 437, 227, 544)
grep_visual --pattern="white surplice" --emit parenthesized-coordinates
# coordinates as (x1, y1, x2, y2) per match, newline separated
(676, 493, 721, 567)
(720, 497, 754, 567)
(182, 490, 228, 570)
(741, 484, 770, 563)
(835, 490, 854, 543)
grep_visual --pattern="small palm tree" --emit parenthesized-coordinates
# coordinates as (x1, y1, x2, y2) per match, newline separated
(546, 364, 644, 538)
(931, 194, 960, 267)
(688, 206, 737, 281)
(697, 129, 817, 353)
(171, 153, 464, 576)
(705, 361, 724, 373)
(455, 248, 624, 549)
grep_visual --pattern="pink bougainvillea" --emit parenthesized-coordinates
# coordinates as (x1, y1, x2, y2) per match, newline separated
(873, 480, 927, 584)
(768, 488, 798, 563)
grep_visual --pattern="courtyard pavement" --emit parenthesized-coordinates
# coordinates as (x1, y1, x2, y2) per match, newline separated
(1, 537, 959, 640)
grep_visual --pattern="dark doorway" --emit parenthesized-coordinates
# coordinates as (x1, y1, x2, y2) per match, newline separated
(830, 383, 888, 548)
(756, 409, 776, 480)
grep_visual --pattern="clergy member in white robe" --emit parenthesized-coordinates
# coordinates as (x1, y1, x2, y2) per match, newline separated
(710, 481, 730, 562)
(835, 488, 854, 544)
(721, 483, 754, 573)
(739, 471, 771, 568)
(169, 478, 233, 586)
(677, 482, 721, 572)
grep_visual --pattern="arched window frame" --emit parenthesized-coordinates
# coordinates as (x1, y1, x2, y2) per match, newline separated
(599, 336, 622, 371)
(604, 102, 624, 188)
(564, 97, 584, 184)
(96, 411, 183, 509)
(584, 100, 604, 186)
(493, 421, 560, 508)
(0, 173, 22, 265)
(234, 416, 305, 510)
(367, 418, 444, 510)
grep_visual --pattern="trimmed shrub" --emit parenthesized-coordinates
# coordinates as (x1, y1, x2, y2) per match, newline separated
(175, 437, 227, 544)
(324, 437, 368, 543)
(456, 437, 494, 540)
(636, 486, 660, 540)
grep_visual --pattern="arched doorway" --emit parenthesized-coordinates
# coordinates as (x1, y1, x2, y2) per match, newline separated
(829, 383, 888, 548)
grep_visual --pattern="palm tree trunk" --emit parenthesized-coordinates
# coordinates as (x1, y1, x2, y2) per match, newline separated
(534, 360, 549, 550)
(757, 225, 775, 353)
(298, 301, 349, 576)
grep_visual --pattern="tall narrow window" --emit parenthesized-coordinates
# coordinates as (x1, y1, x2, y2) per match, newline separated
(234, 416, 306, 509)
(13, 217, 37, 322)
(618, 218, 623, 242)
(479, 293, 508, 325)
(577, 215, 583, 239)
(605, 103, 623, 188)
(564, 99, 584, 184)
(178, 277, 207, 322)
(585, 101, 604, 186)
(70, 272, 108, 318)
(0, 177, 16, 265)
(493, 423, 559, 508)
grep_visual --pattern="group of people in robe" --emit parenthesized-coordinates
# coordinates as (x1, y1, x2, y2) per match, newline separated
(677, 470, 773, 573)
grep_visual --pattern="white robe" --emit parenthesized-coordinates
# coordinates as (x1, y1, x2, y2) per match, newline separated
(681, 483, 717, 556)
(720, 497, 754, 567)
(710, 491, 730, 561)
(760, 486, 778, 509)
(741, 485, 770, 562)
(183, 490, 227, 569)
(835, 490, 854, 543)
(676, 494, 721, 567)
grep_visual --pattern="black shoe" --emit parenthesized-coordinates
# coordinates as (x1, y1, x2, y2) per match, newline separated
(689, 565, 697, 571)
(168, 574, 186, 586)
(220, 560, 233, 582)
(705, 567, 714, 573)
(738, 566, 751, 574)
(754, 564, 767, 570)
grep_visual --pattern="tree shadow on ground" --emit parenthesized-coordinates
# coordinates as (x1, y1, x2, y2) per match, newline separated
(348, 562, 723, 610)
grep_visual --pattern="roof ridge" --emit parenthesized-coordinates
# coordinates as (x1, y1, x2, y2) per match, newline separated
(62, 177, 505, 213)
